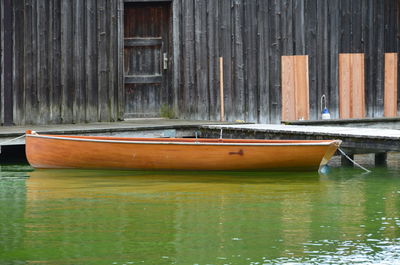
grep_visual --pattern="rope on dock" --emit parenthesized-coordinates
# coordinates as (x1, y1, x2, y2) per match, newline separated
(0, 134, 26, 153)
(338, 148, 371, 173)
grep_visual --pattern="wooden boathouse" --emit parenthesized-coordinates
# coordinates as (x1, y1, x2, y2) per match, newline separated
(0, 0, 399, 126)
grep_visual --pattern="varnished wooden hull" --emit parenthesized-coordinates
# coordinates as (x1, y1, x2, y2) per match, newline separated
(25, 132, 341, 171)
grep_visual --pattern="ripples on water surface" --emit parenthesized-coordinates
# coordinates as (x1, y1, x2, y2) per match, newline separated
(0, 162, 400, 264)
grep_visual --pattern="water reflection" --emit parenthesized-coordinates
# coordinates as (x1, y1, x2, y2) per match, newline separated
(1, 166, 400, 264)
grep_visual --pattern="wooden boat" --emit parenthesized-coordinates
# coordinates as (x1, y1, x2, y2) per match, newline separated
(25, 130, 341, 171)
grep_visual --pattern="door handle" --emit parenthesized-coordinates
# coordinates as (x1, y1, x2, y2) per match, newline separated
(163, 52, 168, 70)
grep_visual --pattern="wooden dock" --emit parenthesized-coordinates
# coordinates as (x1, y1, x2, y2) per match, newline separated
(2, 119, 400, 166)
(2, 120, 399, 154)
(200, 124, 400, 154)
(282, 117, 400, 129)
(0, 119, 229, 146)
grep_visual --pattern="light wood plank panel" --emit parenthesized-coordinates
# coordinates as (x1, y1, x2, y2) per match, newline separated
(351, 54, 365, 118)
(281, 55, 309, 121)
(384, 53, 398, 117)
(281, 56, 296, 121)
(339, 53, 365, 118)
(294, 56, 309, 120)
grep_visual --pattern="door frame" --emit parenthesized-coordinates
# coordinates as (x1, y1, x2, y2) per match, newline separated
(121, 0, 174, 118)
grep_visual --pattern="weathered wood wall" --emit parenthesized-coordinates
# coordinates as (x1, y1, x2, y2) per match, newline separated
(0, 0, 3, 125)
(172, 0, 400, 123)
(1, 0, 14, 125)
(3, 0, 124, 125)
(0, 0, 399, 125)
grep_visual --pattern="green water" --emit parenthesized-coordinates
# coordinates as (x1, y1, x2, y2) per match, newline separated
(0, 164, 400, 265)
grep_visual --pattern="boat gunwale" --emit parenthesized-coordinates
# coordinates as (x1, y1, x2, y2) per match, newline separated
(26, 134, 341, 147)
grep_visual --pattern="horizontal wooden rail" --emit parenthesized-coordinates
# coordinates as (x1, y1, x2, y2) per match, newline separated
(125, 75, 162, 84)
(124, 37, 162, 47)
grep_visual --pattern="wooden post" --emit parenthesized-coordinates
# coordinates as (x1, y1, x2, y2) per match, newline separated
(219, 57, 225, 122)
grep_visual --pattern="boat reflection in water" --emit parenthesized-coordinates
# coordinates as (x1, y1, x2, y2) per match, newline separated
(2, 168, 399, 264)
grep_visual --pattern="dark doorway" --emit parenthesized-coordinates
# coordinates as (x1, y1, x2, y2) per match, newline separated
(124, 2, 172, 118)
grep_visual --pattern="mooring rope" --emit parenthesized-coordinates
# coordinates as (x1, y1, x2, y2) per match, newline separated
(338, 148, 371, 173)
(0, 134, 26, 153)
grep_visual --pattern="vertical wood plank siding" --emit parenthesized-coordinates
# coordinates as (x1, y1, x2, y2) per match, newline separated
(5, 0, 123, 125)
(0, 0, 4, 124)
(173, 0, 400, 123)
(0, 0, 3, 125)
(3, 0, 13, 125)
(0, 0, 399, 125)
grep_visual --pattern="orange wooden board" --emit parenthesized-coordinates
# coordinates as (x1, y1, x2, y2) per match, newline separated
(339, 53, 365, 119)
(281, 56, 296, 121)
(339, 54, 352, 118)
(281, 55, 309, 121)
(384, 53, 398, 117)
(295, 56, 309, 120)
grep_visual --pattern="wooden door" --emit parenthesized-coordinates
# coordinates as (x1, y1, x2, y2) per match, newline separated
(124, 2, 171, 118)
